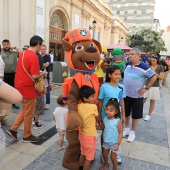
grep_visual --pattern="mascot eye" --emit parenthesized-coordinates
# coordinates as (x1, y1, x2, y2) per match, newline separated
(75, 44, 84, 52)
(90, 43, 95, 47)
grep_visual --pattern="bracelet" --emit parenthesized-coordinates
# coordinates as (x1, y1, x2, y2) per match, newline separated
(145, 87, 149, 90)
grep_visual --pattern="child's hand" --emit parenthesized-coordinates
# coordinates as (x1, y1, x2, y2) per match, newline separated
(114, 144, 119, 151)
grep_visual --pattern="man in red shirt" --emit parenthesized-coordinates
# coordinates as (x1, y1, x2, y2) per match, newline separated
(6, 35, 47, 142)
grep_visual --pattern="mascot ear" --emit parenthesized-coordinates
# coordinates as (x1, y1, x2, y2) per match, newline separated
(62, 38, 72, 51)
(92, 39, 102, 54)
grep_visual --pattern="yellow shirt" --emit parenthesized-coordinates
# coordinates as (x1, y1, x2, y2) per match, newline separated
(78, 103, 98, 136)
(94, 59, 104, 78)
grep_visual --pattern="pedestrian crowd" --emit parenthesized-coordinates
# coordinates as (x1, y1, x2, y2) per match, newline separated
(0, 34, 169, 170)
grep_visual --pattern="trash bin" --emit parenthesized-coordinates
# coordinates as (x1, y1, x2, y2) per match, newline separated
(70, 68, 77, 77)
(52, 61, 68, 83)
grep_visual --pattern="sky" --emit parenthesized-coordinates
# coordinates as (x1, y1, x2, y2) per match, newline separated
(154, 0, 170, 29)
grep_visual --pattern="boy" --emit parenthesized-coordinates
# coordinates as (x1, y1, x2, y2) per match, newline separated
(78, 85, 99, 170)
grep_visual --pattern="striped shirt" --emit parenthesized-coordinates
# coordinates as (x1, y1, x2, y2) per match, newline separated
(123, 61, 155, 98)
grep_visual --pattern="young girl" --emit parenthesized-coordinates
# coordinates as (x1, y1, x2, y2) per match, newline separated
(53, 95, 68, 151)
(97, 99, 123, 170)
(98, 65, 126, 164)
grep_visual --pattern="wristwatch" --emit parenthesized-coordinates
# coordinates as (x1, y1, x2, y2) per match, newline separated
(145, 87, 149, 90)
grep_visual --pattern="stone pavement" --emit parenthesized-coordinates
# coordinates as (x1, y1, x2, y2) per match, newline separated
(0, 76, 170, 170)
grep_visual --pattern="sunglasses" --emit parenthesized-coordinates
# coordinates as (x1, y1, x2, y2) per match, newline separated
(151, 55, 158, 59)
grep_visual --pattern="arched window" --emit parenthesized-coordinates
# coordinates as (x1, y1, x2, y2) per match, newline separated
(50, 12, 64, 29)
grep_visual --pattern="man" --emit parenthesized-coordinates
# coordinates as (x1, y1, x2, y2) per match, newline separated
(22, 45, 29, 51)
(6, 35, 47, 142)
(1, 39, 22, 109)
(40, 45, 51, 110)
(123, 48, 157, 142)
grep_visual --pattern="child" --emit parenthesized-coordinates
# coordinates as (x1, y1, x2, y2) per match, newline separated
(53, 95, 68, 151)
(78, 85, 99, 170)
(97, 99, 123, 170)
(98, 65, 126, 164)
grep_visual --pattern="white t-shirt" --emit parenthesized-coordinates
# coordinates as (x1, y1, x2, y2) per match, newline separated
(53, 106, 68, 130)
(50, 54, 54, 63)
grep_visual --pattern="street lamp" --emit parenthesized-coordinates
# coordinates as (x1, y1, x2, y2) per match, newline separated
(89, 20, 97, 30)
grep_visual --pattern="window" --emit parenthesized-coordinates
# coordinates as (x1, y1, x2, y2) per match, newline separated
(98, 31, 100, 41)
(142, 3, 147, 7)
(133, 24, 136, 27)
(133, 16, 137, 21)
(142, 9, 146, 14)
(117, 10, 120, 14)
(50, 12, 64, 29)
(141, 16, 145, 20)
(117, 4, 121, 8)
(124, 16, 127, 21)
(125, 3, 128, 7)
(125, 11, 128, 14)
(134, 3, 138, 6)
(134, 11, 137, 14)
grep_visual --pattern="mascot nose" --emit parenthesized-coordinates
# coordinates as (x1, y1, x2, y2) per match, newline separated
(85, 46, 97, 53)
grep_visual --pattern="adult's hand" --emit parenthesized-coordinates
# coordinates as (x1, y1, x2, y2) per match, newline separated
(138, 88, 147, 95)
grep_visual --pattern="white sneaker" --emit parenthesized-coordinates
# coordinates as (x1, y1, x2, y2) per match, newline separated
(117, 155, 122, 164)
(144, 115, 151, 121)
(58, 145, 65, 151)
(123, 128, 130, 137)
(127, 131, 135, 142)
(45, 104, 50, 110)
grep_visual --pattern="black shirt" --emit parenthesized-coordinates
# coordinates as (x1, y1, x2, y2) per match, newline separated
(36, 53, 43, 70)
(42, 54, 51, 72)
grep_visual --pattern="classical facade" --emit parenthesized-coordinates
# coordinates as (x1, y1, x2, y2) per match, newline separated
(111, 15, 129, 45)
(0, 0, 114, 61)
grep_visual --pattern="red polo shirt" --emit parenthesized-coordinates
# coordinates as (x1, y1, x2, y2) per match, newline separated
(15, 50, 40, 98)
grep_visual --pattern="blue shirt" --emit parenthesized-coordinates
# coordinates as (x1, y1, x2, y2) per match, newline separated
(98, 83, 126, 119)
(103, 117, 119, 143)
(123, 61, 155, 98)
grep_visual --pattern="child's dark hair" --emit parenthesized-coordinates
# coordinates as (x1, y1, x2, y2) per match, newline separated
(57, 95, 65, 106)
(106, 98, 121, 118)
(105, 65, 121, 82)
(79, 85, 95, 102)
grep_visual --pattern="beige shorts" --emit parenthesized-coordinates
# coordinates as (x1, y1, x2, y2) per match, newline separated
(143, 87, 160, 100)
(57, 128, 66, 135)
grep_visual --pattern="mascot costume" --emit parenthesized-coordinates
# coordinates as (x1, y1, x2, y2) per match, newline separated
(111, 48, 126, 80)
(62, 28, 101, 170)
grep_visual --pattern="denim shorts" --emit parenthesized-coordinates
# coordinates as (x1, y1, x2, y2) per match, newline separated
(102, 142, 121, 155)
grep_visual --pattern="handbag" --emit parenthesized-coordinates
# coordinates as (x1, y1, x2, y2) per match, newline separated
(22, 51, 44, 92)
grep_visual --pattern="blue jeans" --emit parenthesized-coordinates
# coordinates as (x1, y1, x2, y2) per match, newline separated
(46, 76, 50, 104)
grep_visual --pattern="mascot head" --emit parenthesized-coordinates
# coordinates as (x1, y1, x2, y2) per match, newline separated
(111, 48, 124, 62)
(62, 28, 101, 72)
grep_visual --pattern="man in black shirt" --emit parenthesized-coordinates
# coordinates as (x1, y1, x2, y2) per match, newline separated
(40, 45, 51, 109)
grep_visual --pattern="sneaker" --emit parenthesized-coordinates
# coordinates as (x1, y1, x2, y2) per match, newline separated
(45, 104, 50, 110)
(32, 117, 35, 125)
(123, 128, 130, 137)
(12, 104, 20, 109)
(58, 145, 66, 151)
(33, 123, 43, 130)
(127, 131, 135, 143)
(144, 115, 151, 121)
(117, 155, 122, 164)
(99, 164, 110, 170)
(23, 134, 40, 143)
(100, 154, 105, 164)
(6, 129, 18, 140)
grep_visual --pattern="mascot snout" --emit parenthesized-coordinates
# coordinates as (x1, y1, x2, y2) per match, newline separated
(85, 46, 97, 53)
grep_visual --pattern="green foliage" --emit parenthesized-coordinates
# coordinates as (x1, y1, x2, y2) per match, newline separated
(129, 28, 167, 53)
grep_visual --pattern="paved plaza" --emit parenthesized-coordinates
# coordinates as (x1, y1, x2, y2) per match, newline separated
(0, 76, 170, 170)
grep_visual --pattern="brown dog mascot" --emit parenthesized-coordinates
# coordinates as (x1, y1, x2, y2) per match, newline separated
(62, 28, 101, 170)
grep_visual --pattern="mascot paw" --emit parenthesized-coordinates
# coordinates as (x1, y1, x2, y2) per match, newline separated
(62, 159, 79, 170)
(67, 111, 82, 130)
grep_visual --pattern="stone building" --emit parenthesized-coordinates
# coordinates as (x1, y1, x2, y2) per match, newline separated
(0, 0, 114, 61)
